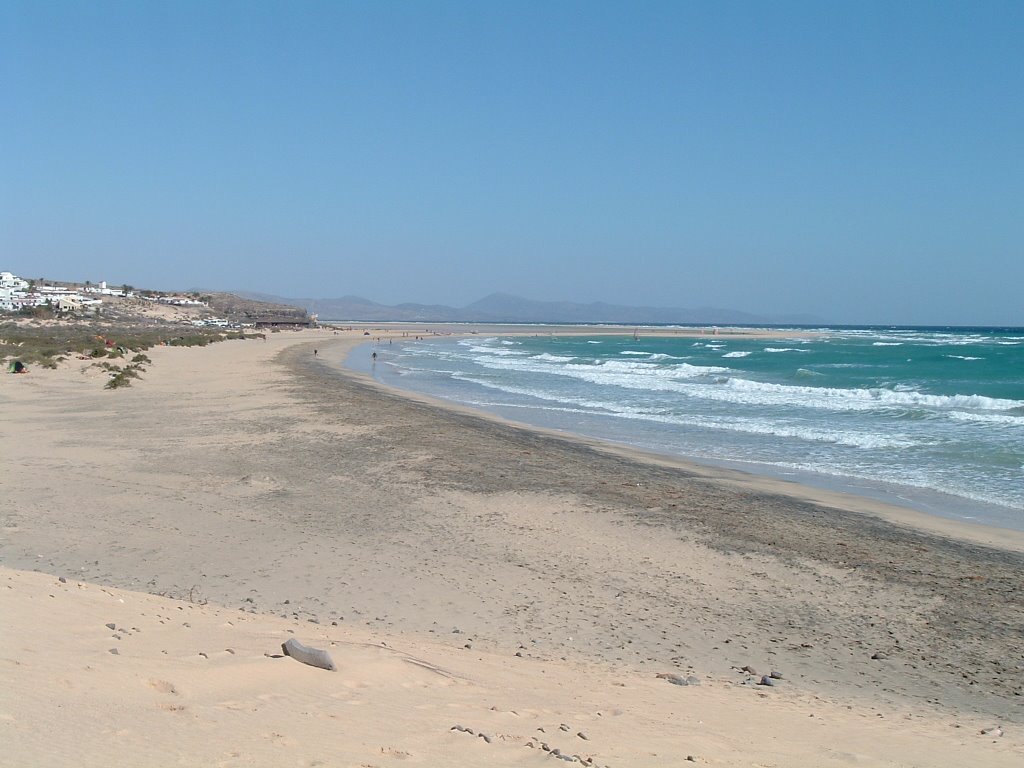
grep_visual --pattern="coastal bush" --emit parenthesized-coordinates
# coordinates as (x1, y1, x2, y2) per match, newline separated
(36, 352, 58, 370)
(1, 321, 255, 386)
(105, 364, 142, 389)
(168, 335, 211, 347)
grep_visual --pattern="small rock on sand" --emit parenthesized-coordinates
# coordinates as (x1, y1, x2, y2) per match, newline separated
(657, 672, 695, 686)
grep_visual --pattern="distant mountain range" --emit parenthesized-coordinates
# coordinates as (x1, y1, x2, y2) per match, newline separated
(233, 291, 822, 326)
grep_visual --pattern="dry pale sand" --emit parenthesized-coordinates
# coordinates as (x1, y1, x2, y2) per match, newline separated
(2, 327, 1022, 767)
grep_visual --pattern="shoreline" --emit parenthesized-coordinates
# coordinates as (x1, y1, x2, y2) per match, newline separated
(338, 329, 1024, 550)
(3, 327, 1023, 765)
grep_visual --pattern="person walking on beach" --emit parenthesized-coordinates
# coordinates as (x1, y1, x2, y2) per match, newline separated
(314, 349, 318, 357)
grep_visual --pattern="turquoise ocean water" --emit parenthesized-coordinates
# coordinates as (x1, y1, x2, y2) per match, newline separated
(345, 327, 1024, 531)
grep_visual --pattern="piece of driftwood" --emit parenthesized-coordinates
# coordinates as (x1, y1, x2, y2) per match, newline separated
(281, 637, 336, 671)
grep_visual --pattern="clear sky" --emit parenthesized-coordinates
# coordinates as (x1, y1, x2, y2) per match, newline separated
(2, 1, 1021, 325)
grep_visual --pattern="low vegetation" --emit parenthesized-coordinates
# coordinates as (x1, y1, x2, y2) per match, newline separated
(1, 322, 265, 387)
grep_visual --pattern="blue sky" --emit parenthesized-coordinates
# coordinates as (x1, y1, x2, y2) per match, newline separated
(2, 1, 1021, 324)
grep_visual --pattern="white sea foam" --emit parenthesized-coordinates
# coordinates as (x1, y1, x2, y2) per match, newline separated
(722, 351, 751, 358)
(451, 372, 919, 449)
(531, 353, 577, 362)
(707, 417, 919, 449)
(461, 341, 530, 357)
(774, 461, 1022, 512)
(620, 351, 649, 356)
(948, 411, 1024, 426)
(945, 355, 983, 361)
(872, 342, 903, 346)
(467, 350, 1023, 414)
(764, 347, 809, 353)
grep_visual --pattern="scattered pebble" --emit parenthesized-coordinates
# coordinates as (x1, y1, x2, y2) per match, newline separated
(770, 670, 783, 680)
(871, 652, 888, 660)
(758, 675, 775, 686)
(577, 731, 589, 740)
(108, 648, 119, 655)
(105, 622, 116, 630)
(58, 576, 67, 583)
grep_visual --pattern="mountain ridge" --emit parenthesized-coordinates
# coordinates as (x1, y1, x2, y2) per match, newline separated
(233, 291, 822, 326)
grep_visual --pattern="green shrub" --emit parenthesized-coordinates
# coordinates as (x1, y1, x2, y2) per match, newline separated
(168, 335, 210, 347)
(105, 364, 142, 389)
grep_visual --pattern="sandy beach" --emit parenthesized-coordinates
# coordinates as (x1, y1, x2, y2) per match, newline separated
(2, 327, 1023, 767)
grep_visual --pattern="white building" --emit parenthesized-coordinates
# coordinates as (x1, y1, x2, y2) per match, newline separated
(0, 270, 102, 313)
(1, 271, 29, 290)
(83, 280, 135, 297)
(0, 271, 29, 311)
